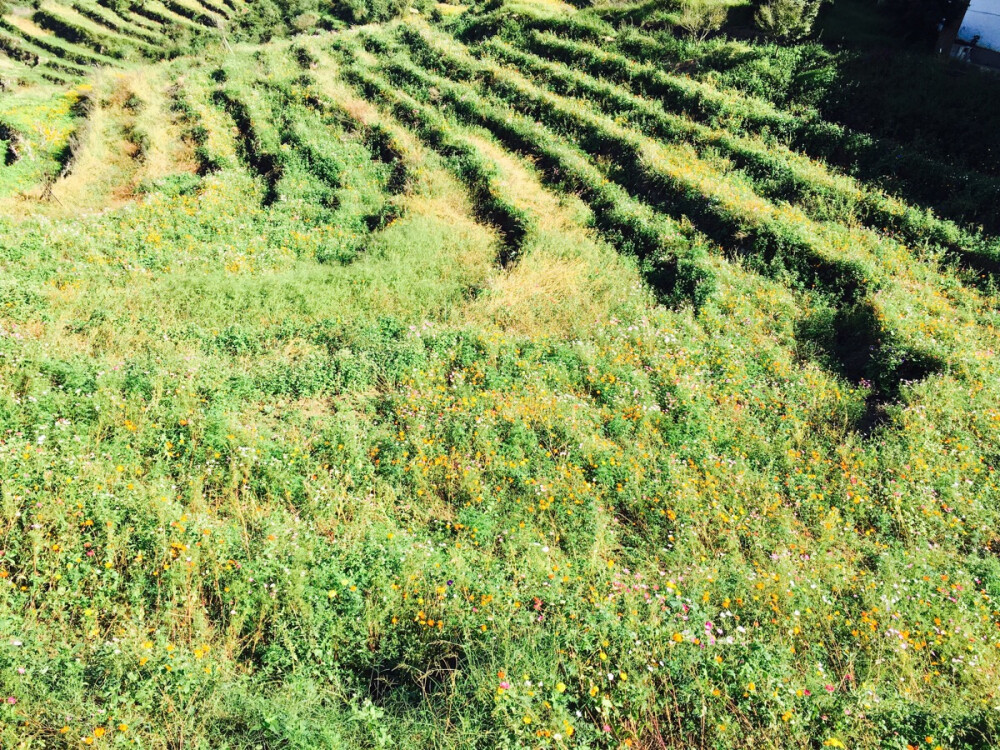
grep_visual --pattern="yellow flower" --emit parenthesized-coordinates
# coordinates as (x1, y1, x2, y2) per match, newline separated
(672, 633, 683, 642)
(118, 724, 128, 732)
(94, 728, 106, 738)
(555, 682, 566, 693)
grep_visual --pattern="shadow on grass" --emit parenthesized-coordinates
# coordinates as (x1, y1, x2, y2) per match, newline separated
(795, 300, 942, 435)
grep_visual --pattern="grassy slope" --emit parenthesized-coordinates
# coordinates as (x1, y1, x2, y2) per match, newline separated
(1, 3, 1000, 749)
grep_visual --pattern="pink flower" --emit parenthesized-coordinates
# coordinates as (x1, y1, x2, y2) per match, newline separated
(824, 684, 835, 693)
(499, 682, 510, 690)
(602, 724, 612, 733)
(5, 697, 15, 705)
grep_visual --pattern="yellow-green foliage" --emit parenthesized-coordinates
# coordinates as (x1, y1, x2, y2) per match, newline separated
(1, 3, 1000, 749)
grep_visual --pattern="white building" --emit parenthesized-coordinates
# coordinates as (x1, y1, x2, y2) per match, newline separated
(952, 0, 1000, 68)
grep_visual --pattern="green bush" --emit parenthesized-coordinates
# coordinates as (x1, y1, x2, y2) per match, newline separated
(335, 0, 409, 24)
(675, 0, 727, 40)
(754, 0, 825, 40)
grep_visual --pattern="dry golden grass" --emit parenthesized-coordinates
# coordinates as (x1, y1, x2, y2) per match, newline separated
(460, 132, 642, 336)
(132, 68, 200, 181)
(5, 13, 56, 38)
(1, 63, 204, 218)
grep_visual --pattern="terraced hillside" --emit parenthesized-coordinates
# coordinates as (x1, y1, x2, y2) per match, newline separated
(0, 0, 243, 86)
(2, 1, 1000, 747)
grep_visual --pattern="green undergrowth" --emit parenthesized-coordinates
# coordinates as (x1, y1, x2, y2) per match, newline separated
(1, 3, 1000, 749)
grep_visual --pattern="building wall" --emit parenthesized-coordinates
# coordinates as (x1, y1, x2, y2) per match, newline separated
(957, 0, 1000, 53)
(970, 43, 1000, 66)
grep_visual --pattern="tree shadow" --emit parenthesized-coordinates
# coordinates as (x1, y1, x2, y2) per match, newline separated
(795, 300, 942, 435)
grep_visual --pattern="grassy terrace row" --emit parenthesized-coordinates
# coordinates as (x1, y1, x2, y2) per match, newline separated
(0, 51, 53, 86)
(339, 32, 718, 309)
(262, 62, 414, 210)
(399, 24, 881, 301)
(200, 0, 237, 18)
(0, 27, 91, 79)
(271, 48, 414, 202)
(167, 77, 227, 175)
(341, 43, 531, 267)
(414, 24, 989, 303)
(0, 82, 81, 198)
(123, 9, 165, 33)
(0, 16, 119, 67)
(207, 53, 410, 263)
(461, 8, 833, 141)
(369, 46, 917, 414)
(209, 77, 286, 205)
(458, 9, 1000, 233)
(93, 0, 169, 34)
(12, 61, 80, 85)
(33, 3, 159, 59)
(126, 0, 208, 34)
(0, 28, 36, 65)
(33, 5, 127, 60)
(265, 71, 411, 201)
(384, 24, 999, 395)
(70, 0, 169, 46)
(162, 0, 227, 29)
(470, 35, 1000, 280)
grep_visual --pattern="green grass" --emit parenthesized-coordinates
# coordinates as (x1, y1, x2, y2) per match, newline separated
(2, 2, 1000, 748)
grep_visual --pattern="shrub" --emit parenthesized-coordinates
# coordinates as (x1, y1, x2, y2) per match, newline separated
(292, 11, 320, 30)
(335, 0, 410, 24)
(754, 0, 824, 40)
(675, 0, 727, 41)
